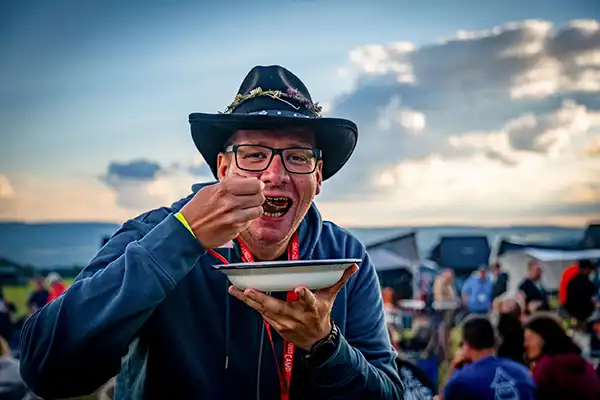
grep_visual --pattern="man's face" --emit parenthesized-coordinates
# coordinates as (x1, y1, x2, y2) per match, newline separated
(443, 270, 453, 281)
(593, 321, 600, 337)
(530, 263, 542, 280)
(216, 129, 323, 245)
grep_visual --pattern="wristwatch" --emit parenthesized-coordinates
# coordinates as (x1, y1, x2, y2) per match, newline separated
(305, 319, 340, 367)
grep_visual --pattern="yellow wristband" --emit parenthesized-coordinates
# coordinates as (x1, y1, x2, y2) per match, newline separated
(174, 212, 196, 238)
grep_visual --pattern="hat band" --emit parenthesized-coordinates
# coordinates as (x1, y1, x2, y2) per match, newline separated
(247, 110, 311, 118)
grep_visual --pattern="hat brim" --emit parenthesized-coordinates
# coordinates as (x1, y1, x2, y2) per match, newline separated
(189, 113, 358, 181)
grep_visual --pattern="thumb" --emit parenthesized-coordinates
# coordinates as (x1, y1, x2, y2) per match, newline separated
(318, 264, 359, 299)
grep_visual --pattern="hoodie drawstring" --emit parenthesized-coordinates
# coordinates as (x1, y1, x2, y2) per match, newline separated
(225, 278, 230, 370)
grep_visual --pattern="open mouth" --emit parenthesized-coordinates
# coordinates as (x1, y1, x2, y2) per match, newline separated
(262, 197, 292, 218)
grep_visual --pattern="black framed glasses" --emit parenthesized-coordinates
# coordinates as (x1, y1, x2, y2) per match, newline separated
(224, 144, 322, 174)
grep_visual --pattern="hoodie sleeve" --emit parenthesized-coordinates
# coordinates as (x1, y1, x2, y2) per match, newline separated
(307, 248, 404, 399)
(19, 213, 205, 399)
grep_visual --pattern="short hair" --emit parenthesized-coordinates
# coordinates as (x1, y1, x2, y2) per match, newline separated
(462, 315, 496, 350)
(527, 259, 540, 269)
(580, 259, 596, 271)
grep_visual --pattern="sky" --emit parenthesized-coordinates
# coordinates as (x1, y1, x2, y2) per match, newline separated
(1, 0, 599, 227)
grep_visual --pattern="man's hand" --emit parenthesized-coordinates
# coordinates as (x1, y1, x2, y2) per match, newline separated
(179, 174, 265, 249)
(450, 347, 469, 369)
(229, 264, 359, 350)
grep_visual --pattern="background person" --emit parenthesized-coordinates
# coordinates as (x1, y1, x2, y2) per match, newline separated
(441, 316, 535, 400)
(523, 312, 600, 400)
(461, 267, 493, 316)
(518, 260, 549, 314)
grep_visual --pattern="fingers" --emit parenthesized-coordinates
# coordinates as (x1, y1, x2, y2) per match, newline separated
(230, 206, 263, 224)
(318, 264, 359, 298)
(228, 286, 288, 319)
(229, 286, 266, 313)
(224, 175, 265, 196)
(237, 192, 265, 209)
(295, 287, 317, 309)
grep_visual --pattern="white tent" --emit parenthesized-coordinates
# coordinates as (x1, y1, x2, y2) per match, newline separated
(369, 247, 414, 272)
(499, 248, 600, 296)
(366, 232, 423, 297)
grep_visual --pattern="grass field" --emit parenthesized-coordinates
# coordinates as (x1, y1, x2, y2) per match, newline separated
(3, 279, 74, 318)
(3, 280, 98, 400)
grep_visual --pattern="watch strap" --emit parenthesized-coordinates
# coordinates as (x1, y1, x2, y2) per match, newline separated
(305, 319, 339, 365)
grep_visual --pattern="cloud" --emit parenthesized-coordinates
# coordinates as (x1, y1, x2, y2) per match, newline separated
(101, 158, 212, 210)
(316, 155, 600, 227)
(319, 18, 600, 212)
(186, 154, 214, 178)
(0, 175, 130, 223)
(106, 160, 163, 181)
(0, 175, 15, 199)
(446, 100, 600, 164)
(503, 100, 600, 154)
(584, 136, 600, 156)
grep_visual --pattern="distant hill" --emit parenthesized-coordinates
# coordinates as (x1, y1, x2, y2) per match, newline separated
(0, 221, 586, 269)
(0, 222, 120, 268)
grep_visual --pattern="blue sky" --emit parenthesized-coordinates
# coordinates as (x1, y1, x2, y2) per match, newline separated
(1, 0, 599, 226)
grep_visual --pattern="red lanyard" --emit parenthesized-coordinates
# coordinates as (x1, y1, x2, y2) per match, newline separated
(208, 233, 299, 400)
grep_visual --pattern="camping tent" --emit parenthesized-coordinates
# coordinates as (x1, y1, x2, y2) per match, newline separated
(498, 248, 600, 296)
(366, 232, 422, 297)
(429, 236, 490, 271)
(369, 247, 416, 299)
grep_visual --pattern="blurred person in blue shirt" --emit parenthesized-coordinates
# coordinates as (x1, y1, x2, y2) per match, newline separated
(461, 266, 493, 315)
(442, 316, 535, 400)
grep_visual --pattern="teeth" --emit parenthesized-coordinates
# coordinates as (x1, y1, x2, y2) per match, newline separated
(266, 197, 289, 201)
(264, 212, 284, 217)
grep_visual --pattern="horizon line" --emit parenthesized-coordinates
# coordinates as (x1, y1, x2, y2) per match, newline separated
(0, 219, 595, 230)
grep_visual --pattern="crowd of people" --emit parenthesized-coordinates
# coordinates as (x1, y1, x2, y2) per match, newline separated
(0, 274, 67, 399)
(383, 258, 600, 399)
(0, 274, 66, 354)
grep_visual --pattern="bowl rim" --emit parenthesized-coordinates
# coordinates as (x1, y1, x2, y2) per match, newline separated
(210, 258, 362, 271)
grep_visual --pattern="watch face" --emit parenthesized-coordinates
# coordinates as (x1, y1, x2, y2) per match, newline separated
(307, 321, 339, 366)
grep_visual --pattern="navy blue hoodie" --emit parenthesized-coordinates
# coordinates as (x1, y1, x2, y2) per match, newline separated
(19, 183, 403, 399)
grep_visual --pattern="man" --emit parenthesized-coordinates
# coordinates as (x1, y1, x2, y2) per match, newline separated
(565, 259, 597, 327)
(518, 260, 550, 314)
(433, 269, 458, 306)
(489, 263, 508, 301)
(19, 66, 403, 399)
(45, 272, 67, 303)
(432, 269, 459, 360)
(442, 316, 535, 400)
(382, 287, 402, 349)
(26, 278, 49, 312)
(559, 262, 580, 307)
(461, 267, 493, 315)
(494, 297, 526, 365)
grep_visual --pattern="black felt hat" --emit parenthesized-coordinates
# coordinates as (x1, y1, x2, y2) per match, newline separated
(189, 65, 358, 180)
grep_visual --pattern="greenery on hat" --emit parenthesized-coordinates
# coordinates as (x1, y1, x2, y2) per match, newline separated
(220, 87, 323, 117)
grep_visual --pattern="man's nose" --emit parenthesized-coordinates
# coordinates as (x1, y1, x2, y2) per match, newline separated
(260, 154, 289, 185)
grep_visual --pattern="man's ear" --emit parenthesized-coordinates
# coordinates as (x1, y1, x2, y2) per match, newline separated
(216, 152, 230, 180)
(315, 160, 323, 195)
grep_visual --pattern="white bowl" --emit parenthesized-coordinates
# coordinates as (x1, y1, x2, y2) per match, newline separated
(212, 259, 361, 292)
